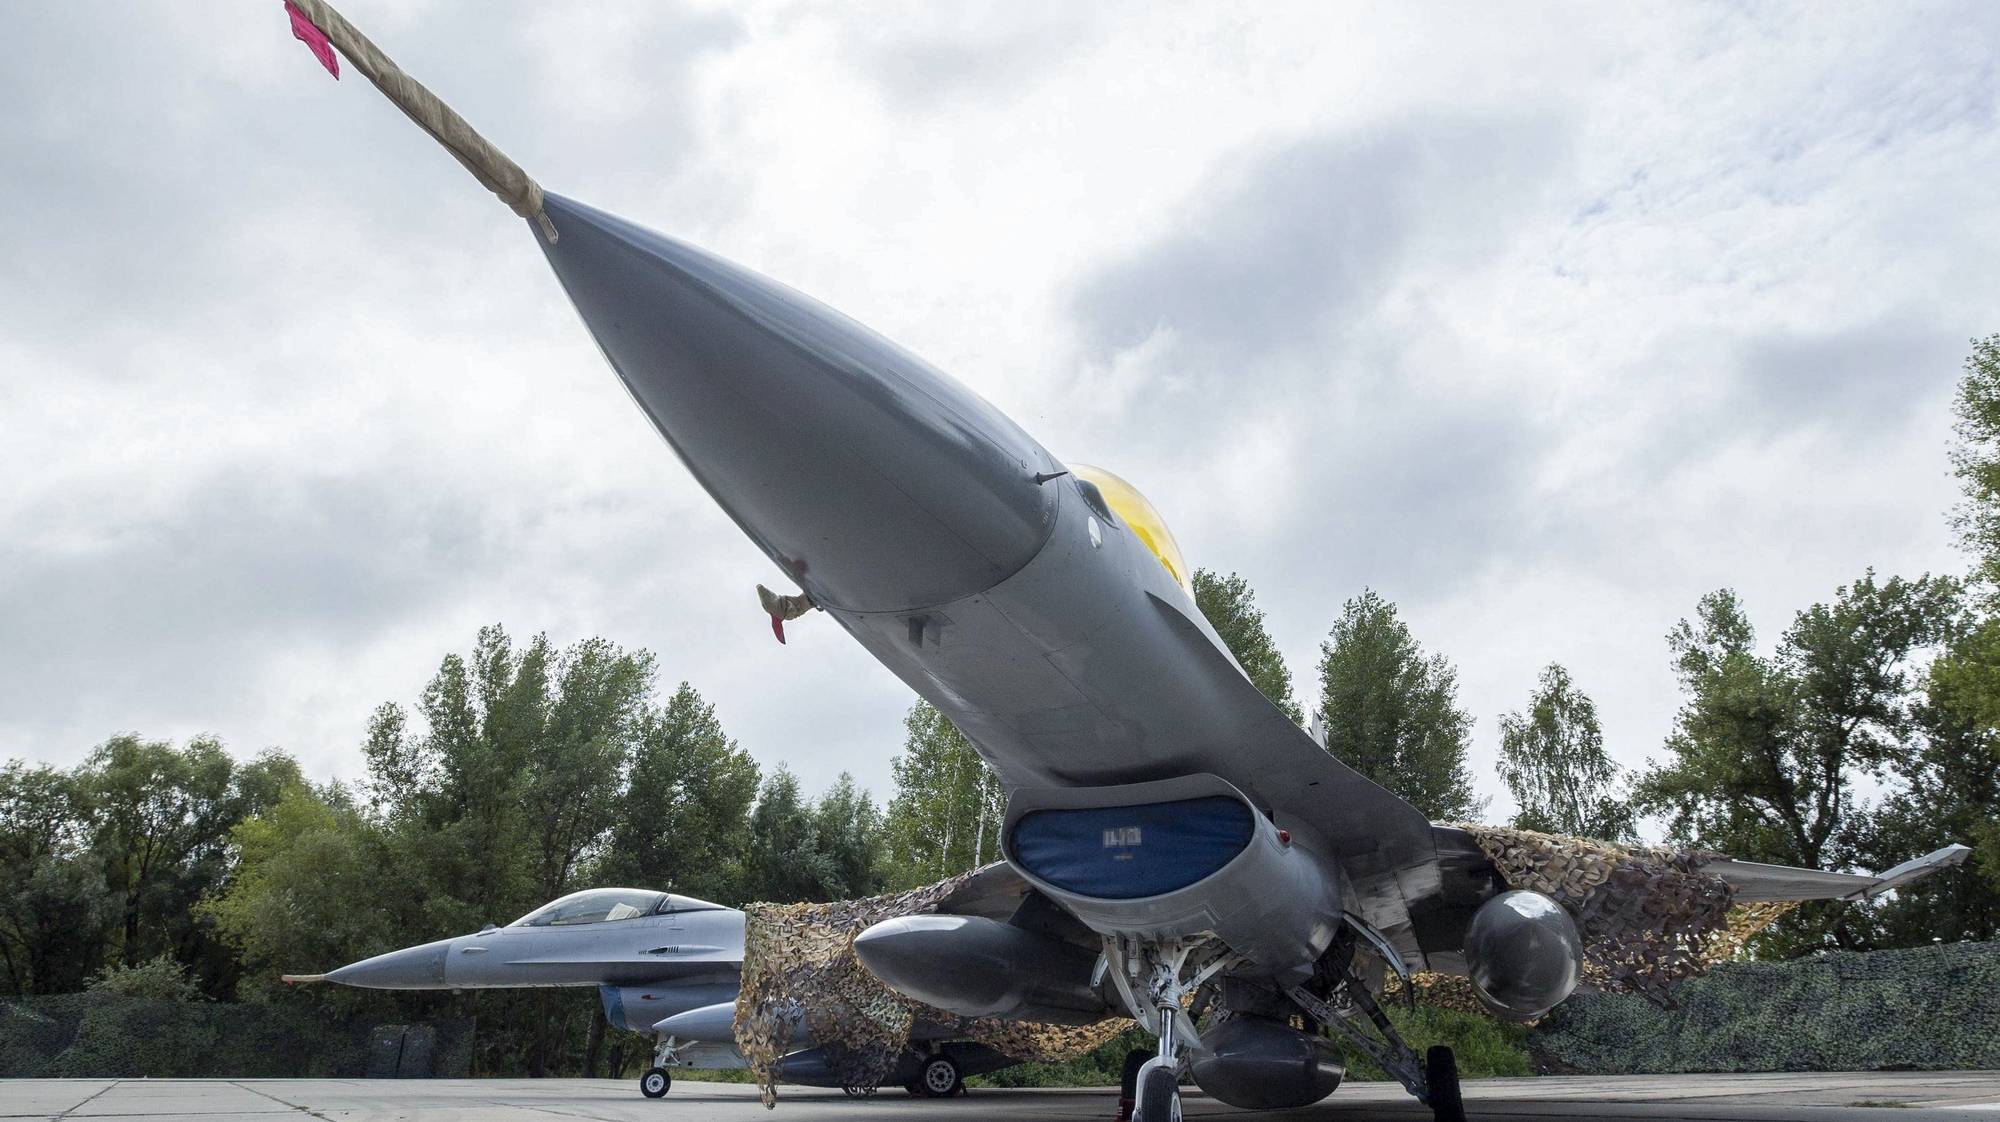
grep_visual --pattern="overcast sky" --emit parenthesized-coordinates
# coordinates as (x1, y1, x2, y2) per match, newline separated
(5, 2, 1996, 826)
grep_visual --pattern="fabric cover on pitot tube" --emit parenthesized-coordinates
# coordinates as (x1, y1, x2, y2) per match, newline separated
(1457, 825, 1798, 1008)
(733, 870, 1129, 1107)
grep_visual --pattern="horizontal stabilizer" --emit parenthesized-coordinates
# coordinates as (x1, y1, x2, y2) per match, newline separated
(1710, 844, 1971, 902)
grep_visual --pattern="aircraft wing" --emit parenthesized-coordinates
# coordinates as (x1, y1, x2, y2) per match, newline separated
(1706, 844, 1972, 902)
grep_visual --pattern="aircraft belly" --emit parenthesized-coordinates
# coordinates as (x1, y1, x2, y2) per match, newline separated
(833, 482, 1225, 786)
(834, 474, 1443, 970)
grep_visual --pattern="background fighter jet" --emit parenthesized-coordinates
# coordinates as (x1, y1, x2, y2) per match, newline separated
(287, 887, 1016, 1099)
(275, 9, 1972, 1120)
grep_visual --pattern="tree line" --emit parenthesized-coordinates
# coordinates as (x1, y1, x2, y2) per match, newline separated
(4, 336, 1998, 1074)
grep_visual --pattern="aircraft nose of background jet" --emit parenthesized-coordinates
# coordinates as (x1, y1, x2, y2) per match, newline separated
(325, 937, 453, 989)
(536, 194, 1061, 613)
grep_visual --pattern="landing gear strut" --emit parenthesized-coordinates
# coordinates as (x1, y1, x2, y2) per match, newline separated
(1288, 960, 1466, 1122)
(1103, 937, 1234, 1122)
(640, 1034, 686, 1099)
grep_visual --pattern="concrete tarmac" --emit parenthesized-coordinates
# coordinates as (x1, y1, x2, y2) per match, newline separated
(5, 1074, 1999, 1122)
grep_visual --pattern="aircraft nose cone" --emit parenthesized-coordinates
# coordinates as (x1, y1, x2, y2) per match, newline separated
(325, 938, 452, 990)
(536, 194, 1060, 613)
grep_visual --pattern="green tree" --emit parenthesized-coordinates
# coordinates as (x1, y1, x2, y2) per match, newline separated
(1496, 664, 1634, 841)
(356, 626, 670, 1077)
(1315, 590, 1483, 820)
(743, 768, 887, 903)
(595, 683, 760, 904)
(0, 762, 111, 995)
(198, 781, 403, 1007)
(86, 953, 206, 1002)
(1949, 333, 2000, 590)
(1881, 331, 2000, 943)
(1635, 575, 1959, 953)
(75, 735, 300, 993)
(1192, 569, 1301, 721)
(361, 626, 650, 933)
(881, 702, 1003, 888)
(811, 774, 888, 901)
(1863, 616, 2000, 945)
(523, 637, 656, 900)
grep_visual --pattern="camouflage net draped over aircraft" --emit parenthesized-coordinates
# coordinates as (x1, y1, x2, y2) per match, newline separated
(1458, 825, 1798, 1006)
(735, 828, 1801, 1100)
(733, 871, 1130, 1107)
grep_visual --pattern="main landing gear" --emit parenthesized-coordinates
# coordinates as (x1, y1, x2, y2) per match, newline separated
(1287, 958, 1466, 1122)
(904, 1052, 964, 1097)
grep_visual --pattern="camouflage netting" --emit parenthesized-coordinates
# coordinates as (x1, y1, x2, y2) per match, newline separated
(1383, 971, 1489, 1017)
(1532, 940, 2000, 1073)
(1458, 826, 1798, 1006)
(733, 872, 1129, 1107)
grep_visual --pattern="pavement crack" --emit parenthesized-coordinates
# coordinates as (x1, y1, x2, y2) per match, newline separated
(226, 1083, 336, 1122)
(50, 1082, 118, 1122)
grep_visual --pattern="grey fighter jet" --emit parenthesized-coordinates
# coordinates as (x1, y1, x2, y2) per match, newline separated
(278, 18, 1970, 1115)
(286, 887, 1015, 1098)
(515, 196, 1969, 1122)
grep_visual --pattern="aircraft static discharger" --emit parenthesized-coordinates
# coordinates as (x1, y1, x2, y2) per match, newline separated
(276, 6, 1972, 1118)
(284, 886, 1021, 1099)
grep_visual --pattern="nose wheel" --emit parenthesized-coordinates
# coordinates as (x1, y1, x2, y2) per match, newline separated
(1133, 1061, 1181, 1122)
(639, 1067, 671, 1098)
(1105, 937, 1232, 1122)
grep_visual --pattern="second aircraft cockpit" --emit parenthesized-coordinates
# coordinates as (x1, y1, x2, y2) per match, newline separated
(510, 888, 728, 928)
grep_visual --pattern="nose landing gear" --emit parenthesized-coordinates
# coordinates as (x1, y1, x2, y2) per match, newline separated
(639, 1034, 688, 1099)
(1102, 937, 1235, 1122)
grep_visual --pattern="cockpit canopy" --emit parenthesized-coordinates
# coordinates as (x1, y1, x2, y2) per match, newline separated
(1069, 463, 1191, 592)
(508, 888, 724, 927)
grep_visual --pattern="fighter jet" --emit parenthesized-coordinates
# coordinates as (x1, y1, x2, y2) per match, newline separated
(518, 199, 1969, 1121)
(273, 8, 1972, 1119)
(285, 887, 1016, 1099)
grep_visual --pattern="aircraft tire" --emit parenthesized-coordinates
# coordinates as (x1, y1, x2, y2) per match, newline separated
(1426, 1046, 1464, 1122)
(917, 1054, 961, 1097)
(640, 1067, 671, 1098)
(1135, 1065, 1179, 1122)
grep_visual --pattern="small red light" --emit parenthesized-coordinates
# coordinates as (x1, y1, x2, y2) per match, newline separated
(1277, 829, 1291, 845)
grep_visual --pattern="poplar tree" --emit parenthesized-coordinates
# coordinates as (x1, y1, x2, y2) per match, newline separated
(597, 683, 760, 905)
(1192, 568, 1301, 721)
(1496, 664, 1633, 841)
(881, 702, 1003, 888)
(1315, 590, 1482, 820)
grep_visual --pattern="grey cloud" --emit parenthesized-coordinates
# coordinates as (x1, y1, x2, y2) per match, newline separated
(1071, 118, 1570, 374)
(0, 3, 740, 362)
(1733, 321, 1964, 436)
(843, 6, 1109, 107)
(0, 464, 501, 735)
(1058, 117, 1571, 607)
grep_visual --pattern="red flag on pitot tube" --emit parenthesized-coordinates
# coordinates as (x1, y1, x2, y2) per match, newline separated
(285, 1, 340, 78)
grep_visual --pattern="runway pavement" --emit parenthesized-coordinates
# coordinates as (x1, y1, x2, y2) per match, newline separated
(5, 1074, 1999, 1122)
